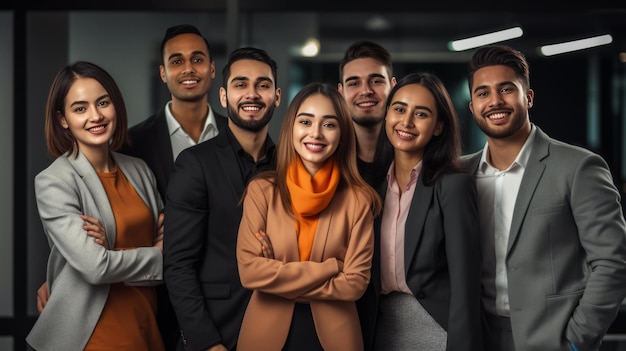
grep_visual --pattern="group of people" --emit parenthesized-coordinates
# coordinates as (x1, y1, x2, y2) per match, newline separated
(27, 23, 626, 351)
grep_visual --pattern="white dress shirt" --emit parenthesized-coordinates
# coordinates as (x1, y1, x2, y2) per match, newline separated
(164, 101, 220, 160)
(476, 125, 536, 317)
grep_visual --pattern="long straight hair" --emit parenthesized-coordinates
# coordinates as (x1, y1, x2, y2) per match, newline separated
(255, 82, 382, 216)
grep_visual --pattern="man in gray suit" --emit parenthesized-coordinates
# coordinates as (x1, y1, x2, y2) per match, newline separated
(462, 44, 626, 351)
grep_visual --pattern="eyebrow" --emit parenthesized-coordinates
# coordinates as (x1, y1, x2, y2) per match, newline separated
(472, 80, 516, 95)
(68, 94, 110, 108)
(167, 50, 208, 62)
(296, 112, 338, 120)
(344, 73, 386, 83)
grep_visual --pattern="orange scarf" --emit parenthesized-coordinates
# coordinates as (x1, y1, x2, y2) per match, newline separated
(286, 157, 340, 261)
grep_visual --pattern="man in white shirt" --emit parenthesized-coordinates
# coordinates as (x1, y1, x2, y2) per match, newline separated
(463, 44, 626, 351)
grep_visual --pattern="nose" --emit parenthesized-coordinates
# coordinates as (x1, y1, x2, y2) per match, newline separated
(488, 92, 505, 107)
(359, 83, 374, 96)
(310, 123, 322, 138)
(182, 61, 195, 75)
(245, 86, 261, 100)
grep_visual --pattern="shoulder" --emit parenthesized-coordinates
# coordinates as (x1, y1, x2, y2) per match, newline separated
(435, 171, 476, 193)
(128, 110, 164, 134)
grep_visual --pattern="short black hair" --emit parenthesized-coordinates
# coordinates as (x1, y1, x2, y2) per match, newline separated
(160, 24, 212, 63)
(221, 47, 278, 88)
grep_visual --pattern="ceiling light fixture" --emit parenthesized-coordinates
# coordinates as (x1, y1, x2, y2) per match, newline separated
(448, 27, 523, 52)
(539, 34, 613, 56)
(301, 38, 320, 57)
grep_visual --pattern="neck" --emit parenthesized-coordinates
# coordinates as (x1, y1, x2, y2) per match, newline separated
(170, 98, 209, 143)
(486, 123, 532, 171)
(228, 120, 269, 162)
(82, 147, 115, 173)
(393, 149, 422, 191)
(354, 122, 382, 163)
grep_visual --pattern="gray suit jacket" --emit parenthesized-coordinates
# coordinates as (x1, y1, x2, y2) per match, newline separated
(27, 151, 164, 351)
(463, 126, 626, 351)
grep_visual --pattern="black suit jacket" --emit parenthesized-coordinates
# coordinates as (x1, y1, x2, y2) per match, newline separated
(360, 171, 483, 351)
(163, 128, 275, 351)
(120, 104, 227, 351)
(122, 105, 228, 200)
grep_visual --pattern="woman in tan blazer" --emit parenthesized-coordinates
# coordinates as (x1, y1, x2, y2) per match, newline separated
(236, 83, 382, 351)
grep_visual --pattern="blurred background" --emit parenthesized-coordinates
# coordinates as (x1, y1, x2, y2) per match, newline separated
(1, 2, 625, 350)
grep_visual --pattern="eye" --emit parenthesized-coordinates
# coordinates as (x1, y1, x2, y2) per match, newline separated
(298, 119, 311, 126)
(346, 81, 358, 88)
(323, 121, 337, 128)
(393, 106, 406, 113)
(73, 106, 86, 113)
(192, 57, 203, 63)
(98, 100, 111, 108)
(171, 59, 182, 65)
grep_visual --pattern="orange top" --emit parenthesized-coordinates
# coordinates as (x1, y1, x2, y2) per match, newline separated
(85, 168, 164, 351)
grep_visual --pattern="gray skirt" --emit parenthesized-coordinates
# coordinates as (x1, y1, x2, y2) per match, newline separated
(373, 291, 447, 351)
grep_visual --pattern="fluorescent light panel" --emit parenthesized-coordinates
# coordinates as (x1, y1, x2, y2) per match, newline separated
(449, 27, 523, 51)
(540, 34, 613, 56)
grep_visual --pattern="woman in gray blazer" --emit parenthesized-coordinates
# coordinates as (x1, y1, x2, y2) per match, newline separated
(26, 62, 165, 351)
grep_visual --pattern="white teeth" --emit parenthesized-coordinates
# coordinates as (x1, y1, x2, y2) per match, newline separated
(242, 106, 260, 112)
(89, 126, 105, 132)
(306, 143, 323, 150)
(488, 112, 507, 120)
(182, 80, 197, 85)
(396, 130, 413, 138)
(357, 102, 376, 107)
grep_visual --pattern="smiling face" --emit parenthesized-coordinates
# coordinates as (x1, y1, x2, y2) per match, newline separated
(219, 59, 281, 132)
(160, 33, 215, 103)
(292, 93, 341, 175)
(385, 83, 442, 161)
(469, 64, 533, 140)
(338, 57, 394, 127)
(59, 77, 116, 156)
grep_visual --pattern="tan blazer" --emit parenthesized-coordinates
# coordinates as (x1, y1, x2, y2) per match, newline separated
(236, 178, 374, 351)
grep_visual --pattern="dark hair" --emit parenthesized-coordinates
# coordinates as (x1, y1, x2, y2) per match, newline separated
(386, 72, 462, 185)
(160, 24, 212, 63)
(468, 45, 530, 92)
(221, 47, 278, 88)
(45, 61, 128, 158)
(339, 40, 393, 82)
(256, 82, 382, 216)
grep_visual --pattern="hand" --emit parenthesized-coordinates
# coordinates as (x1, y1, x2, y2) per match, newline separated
(81, 214, 109, 249)
(36, 281, 49, 314)
(254, 230, 274, 259)
(153, 213, 164, 252)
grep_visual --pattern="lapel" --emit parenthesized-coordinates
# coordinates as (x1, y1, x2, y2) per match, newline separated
(507, 127, 549, 253)
(67, 151, 117, 246)
(404, 175, 434, 271)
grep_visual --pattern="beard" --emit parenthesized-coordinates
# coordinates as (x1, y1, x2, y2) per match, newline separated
(473, 110, 527, 139)
(227, 101, 275, 132)
(352, 114, 384, 128)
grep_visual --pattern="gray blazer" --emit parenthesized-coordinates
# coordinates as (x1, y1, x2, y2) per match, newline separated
(26, 151, 164, 351)
(463, 126, 626, 351)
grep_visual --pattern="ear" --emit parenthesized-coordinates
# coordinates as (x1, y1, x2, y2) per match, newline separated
(274, 88, 282, 107)
(469, 101, 474, 115)
(219, 87, 227, 108)
(526, 88, 534, 109)
(434, 121, 444, 136)
(57, 111, 69, 129)
(159, 65, 167, 84)
(337, 82, 344, 94)
(209, 60, 216, 79)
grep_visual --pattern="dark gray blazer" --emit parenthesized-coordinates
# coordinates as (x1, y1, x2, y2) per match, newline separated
(27, 151, 164, 351)
(463, 126, 626, 351)
(360, 171, 483, 351)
